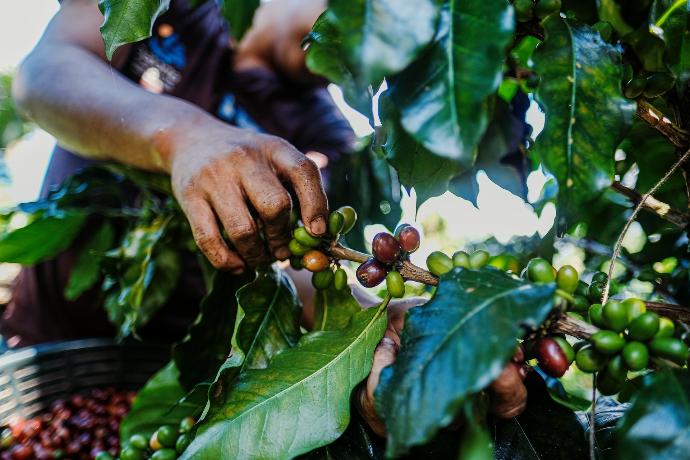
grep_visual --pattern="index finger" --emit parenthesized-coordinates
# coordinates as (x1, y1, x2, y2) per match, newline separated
(271, 145, 328, 236)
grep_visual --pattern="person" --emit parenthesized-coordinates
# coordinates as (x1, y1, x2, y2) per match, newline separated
(8, 0, 528, 436)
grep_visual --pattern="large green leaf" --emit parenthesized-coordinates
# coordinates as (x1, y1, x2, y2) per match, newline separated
(531, 17, 635, 217)
(375, 267, 555, 456)
(65, 222, 114, 300)
(0, 212, 87, 265)
(313, 284, 361, 331)
(180, 304, 388, 460)
(614, 368, 690, 459)
(219, 0, 260, 42)
(173, 270, 255, 390)
(387, 0, 514, 162)
(98, 0, 171, 60)
(120, 361, 205, 442)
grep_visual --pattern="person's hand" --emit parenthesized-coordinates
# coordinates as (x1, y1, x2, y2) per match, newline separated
(234, 0, 326, 82)
(167, 121, 328, 272)
(355, 300, 530, 437)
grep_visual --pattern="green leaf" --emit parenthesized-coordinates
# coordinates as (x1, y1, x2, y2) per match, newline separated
(64, 222, 115, 300)
(98, 0, 171, 60)
(614, 368, 690, 459)
(120, 361, 205, 442)
(387, 0, 515, 161)
(218, 0, 260, 42)
(180, 304, 388, 460)
(173, 270, 255, 390)
(0, 212, 87, 265)
(531, 17, 635, 217)
(375, 267, 555, 456)
(313, 284, 361, 331)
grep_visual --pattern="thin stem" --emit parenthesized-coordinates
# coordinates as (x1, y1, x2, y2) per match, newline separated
(636, 100, 689, 149)
(555, 289, 576, 305)
(610, 181, 689, 229)
(656, 0, 686, 27)
(645, 301, 690, 323)
(602, 148, 690, 304)
(590, 374, 597, 460)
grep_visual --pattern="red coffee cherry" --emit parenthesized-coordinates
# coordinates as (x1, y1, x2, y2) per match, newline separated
(372, 232, 401, 264)
(356, 258, 387, 288)
(535, 337, 569, 378)
(395, 225, 420, 253)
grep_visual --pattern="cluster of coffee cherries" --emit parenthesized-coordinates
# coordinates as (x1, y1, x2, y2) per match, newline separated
(354, 224, 422, 298)
(288, 206, 357, 291)
(524, 258, 688, 396)
(96, 417, 195, 460)
(424, 249, 494, 276)
(0, 387, 134, 460)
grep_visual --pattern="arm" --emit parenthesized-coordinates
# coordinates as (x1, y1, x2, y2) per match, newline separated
(12, 0, 329, 272)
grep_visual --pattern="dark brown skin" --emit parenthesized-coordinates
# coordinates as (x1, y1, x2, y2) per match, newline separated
(12, 0, 329, 273)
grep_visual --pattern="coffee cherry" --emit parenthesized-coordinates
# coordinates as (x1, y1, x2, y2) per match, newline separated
(514, 0, 534, 22)
(151, 448, 177, 460)
(602, 300, 628, 332)
(606, 355, 628, 382)
(591, 272, 608, 284)
(527, 258, 555, 283)
(591, 330, 625, 355)
(596, 370, 623, 396)
(302, 250, 329, 272)
(556, 265, 579, 294)
(289, 256, 303, 270)
(129, 434, 148, 450)
(372, 232, 401, 264)
(294, 227, 322, 248)
(396, 225, 420, 253)
(622, 298, 646, 322)
(627, 312, 660, 341)
(571, 295, 590, 313)
(452, 251, 470, 268)
(333, 267, 348, 290)
(328, 211, 345, 235)
(156, 426, 178, 448)
(552, 336, 575, 363)
(356, 258, 387, 288)
(575, 345, 606, 373)
(176, 433, 192, 454)
(338, 206, 357, 234)
(288, 239, 309, 257)
(622, 342, 649, 371)
(149, 432, 162, 451)
(121, 446, 145, 460)
(649, 337, 689, 364)
(312, 269, 335, 290)
(386, 271, 405, 298)
(587, 282, 605, 303)
(427, 251, 453, 276)
(575, 281, 589, 297)
(656, 317, 675, 338)
(535, 337, 569, 378)
(588, 304, 606, 328)
(534, 0, 561, 18)
(469, 250, 490, 269)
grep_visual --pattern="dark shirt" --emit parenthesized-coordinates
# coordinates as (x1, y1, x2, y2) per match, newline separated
(1, 0, 353, 347)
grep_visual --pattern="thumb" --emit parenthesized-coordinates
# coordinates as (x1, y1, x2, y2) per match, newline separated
(355, 336, 398, 437)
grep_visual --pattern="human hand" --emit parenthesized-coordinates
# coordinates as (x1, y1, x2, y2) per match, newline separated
(234, 0, 326, 82)
(168, 122, 328, 272)
(355, 299, 529, 437)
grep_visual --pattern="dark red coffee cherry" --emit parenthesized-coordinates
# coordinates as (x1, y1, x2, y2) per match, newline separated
(372, 232, 401, 264)
(535, 337, 569, 378)
(395, 225, 420, 253)
(356, 258, 387, 288)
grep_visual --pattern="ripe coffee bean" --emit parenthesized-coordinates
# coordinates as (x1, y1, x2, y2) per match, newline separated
(333, 268, 348, 290)
(469, 250, 490, 269)
(396, 225, 420, 253)
(535, 337, 570, 377)
(622, 298, 646, 322)
(575, 345, 606, 373)
(649, 337, 689, 364)
(527, 258, 555, 283)
(591, 330, 625, 355)
(338, 206, 357, 234)
(386, 271, 405, 298)
(288, 239, 309, 257)
(556, 265, 579, 294)
(372, 232, 401, 264)
(312, 269, 335, 290)
(452, 251, 470, 268)
(656, 317, 675, 338)
(294, 227, 322, 248)
(602, 301, 628, 332)
(356, 258, 387, 288)
(302, 250, 329, 272)
(622, 342, 649, 371)
(552, 336, 575, 363)
(427, 252, 453, 276)
(627, 312, 660, 341)
(328, 211, 345, 235)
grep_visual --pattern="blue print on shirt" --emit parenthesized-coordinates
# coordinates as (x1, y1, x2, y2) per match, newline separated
(149, 34, 187, 69)
(217, 93, 264, 132)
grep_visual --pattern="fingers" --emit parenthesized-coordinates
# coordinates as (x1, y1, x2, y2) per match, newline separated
(241, 170, 293, 260)
(177, 193, 245, 273)
(270, 145, 328, 236)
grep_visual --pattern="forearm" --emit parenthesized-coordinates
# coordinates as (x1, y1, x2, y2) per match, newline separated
(12, 43, 221, 173)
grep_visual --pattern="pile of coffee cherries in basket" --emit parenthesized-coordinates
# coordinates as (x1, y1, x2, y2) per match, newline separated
(0, 387, 134, 460)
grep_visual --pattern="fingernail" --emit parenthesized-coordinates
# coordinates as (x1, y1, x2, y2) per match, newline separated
(274, 246, 290, 260)
(310, 216, 326, 235)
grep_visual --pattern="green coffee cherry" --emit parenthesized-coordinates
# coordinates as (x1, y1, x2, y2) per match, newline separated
(129, 434, 149, 450)
(575, 281, 589, 297)
(333, 267, 348, 290)
(289, 256, 303, 270)
(156, 425, 178, 448)
(288, 239, 309, 257)
(571, 295, 590, 313)
(556, 265, 579, 294)
(312, 269, 335, 290)
(427, 251, 453, 276)
(588, 282, 605, 303)
(622, 298, 646, 322)
(514, 0, 534, 22)
(553, 336, 575, 363)
(386, 271, 405, 298)
(602, 300, 628, 332)
(176, 433, 192, 454)
(469, 250, 490, 269)
(606, 355, 628, 382)
(622, 342, 649, 371)
(328, 211, 345, 235)
(575, 345, 606, 373)
(180, 416, 195, 432)
(338, 206, 357, 234)
(151, 449, 178, 460)
(656, 317, 675, 338)
(624, 76, 646, 99)
(592, 20, 613, 41)
(294, 227, 322, 248)
(597, 371, 623, 396)
(527, 258, 555, 283)
(591, 272, 609, 284)
(452, 251, 470, 268)
(644, 72, 676, 98)
(588, 303, 607, 328)
(649, 337, 689, 364)
(120, 447, 145, 460)
(591, 330, 625, 355)
(534, 0, 561, 18)
(627, 312, 660, 341)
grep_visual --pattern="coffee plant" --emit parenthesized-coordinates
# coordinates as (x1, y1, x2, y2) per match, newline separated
(3, 0, 690, 458)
